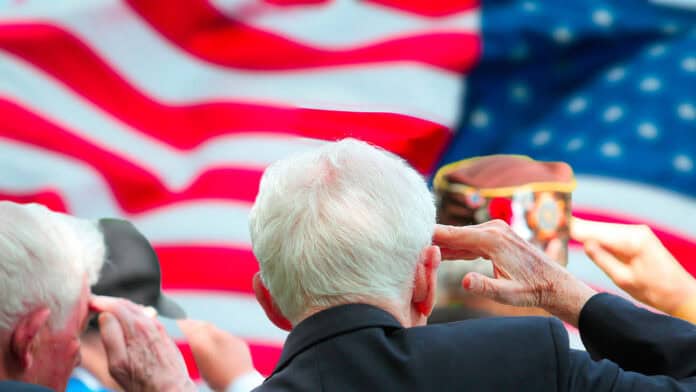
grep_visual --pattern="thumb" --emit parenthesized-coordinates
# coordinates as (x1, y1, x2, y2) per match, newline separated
(462, 272, 528, 306)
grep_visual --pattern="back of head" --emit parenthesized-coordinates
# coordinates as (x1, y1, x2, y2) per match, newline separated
(249, 139, 435, 323)
(0, 202, 105, 331)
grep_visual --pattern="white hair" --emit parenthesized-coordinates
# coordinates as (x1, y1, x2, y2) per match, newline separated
(249, 139, 435, 322)
(0, 202, 105, 330)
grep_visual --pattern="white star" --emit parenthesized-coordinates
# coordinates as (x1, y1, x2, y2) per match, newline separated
(566, 137, 584, 151)
(648, 44, 666, 57)
(592, 9, 613, 27)
(637, 122, 659, 139)
(510, 83, 530, 102)
(606, 66, 625, 82)
(522, 1, 538, 12)
(567, 97, 588, 114)
(601, 141, 622, 158)
(639, 77, 661, 92)
(677, 103, 696, 120)
(603, 106, 624, 122)
(532, 129, 552, 146)
(682, 57, 696, 73)
(552, 27, 573, 44)
(470, 109, 490, 129)
(673, 154, 694, 173)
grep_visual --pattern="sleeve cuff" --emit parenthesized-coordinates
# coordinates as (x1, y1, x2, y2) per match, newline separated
(225, 370, 264, 392)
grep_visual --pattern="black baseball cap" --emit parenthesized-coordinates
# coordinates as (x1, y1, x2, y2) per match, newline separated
(89, 218, 186, 328)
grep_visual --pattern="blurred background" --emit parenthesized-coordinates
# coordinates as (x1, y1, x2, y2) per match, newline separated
(0, 0, 694, 385)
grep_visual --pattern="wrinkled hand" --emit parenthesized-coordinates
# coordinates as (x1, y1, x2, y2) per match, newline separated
(90, 296, 196, 392)
(571, 218, 696, 314)
(177, 319, 255, 392)
(434, 220, 596, 326)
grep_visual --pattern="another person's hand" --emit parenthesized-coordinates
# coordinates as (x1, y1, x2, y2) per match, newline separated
(571, 217, 696, 315)
(177, 320, 257, 392)
(90, 296, 196, 392)
(433, 220, 596, 326)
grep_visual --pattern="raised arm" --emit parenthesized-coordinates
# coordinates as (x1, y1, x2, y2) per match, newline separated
(434, 221, 696, 389)
(433, 220, 596, 326)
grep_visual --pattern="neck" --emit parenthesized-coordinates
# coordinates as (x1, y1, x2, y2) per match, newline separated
(296, 297, 422, 328)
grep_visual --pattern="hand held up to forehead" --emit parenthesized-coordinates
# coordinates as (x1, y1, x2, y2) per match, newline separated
(433, 220, 596, 327)
(89, 296, 196, 392)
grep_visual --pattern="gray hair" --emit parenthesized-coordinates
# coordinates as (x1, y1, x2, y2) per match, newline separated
(0, 202, 105, 330)
(249, 139, 435, 322)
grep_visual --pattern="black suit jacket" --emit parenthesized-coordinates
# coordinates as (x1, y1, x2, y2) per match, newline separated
(256, 294, 696, 391)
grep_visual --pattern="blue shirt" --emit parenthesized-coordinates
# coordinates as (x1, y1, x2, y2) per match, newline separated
(66, 368, 112, 392)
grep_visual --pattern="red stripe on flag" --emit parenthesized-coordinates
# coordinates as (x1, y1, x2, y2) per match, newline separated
(0, 24, 451, 174)
(262, 0, 328, 5)
(156, 245, 259, 293)
(366, 0, 479, 17)
(0, 190, 68, 213)
(0, 99, 265, 211)
(177, 342, 201, 380)
(125, 0, 479, 72)
(573, 209, 696, 277)
(249, 341, 283, 376)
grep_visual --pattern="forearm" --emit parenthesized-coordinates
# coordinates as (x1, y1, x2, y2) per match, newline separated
(541, 271, 597, 328)
(579, 293, 696, 378)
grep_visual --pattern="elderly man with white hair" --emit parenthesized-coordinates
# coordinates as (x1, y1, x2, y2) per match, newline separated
(0, 202, 195, 392)
(249, 139, 696, 391)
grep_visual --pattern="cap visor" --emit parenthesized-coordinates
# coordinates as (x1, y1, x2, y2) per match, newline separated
(155, 294, 187, 319)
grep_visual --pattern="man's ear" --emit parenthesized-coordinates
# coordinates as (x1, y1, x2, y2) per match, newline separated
(412, 245, 441, 317)
(253, 273, 293, 331)
(10, 307, 51, 371)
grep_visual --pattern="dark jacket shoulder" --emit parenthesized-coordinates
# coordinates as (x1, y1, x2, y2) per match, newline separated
(258, 304, 568, 392)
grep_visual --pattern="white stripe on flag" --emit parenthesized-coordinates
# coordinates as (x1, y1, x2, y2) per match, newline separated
(160, 290, 287, 343)
(0, 0, 464, 126)
(210, 0, 478, 49)
(574, 175, 696, 238)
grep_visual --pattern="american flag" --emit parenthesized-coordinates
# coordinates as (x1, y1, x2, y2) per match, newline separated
(0, 0, 694, 384)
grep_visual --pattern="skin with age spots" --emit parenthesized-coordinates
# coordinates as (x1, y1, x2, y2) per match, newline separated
(90, 296, 196, 392)
(434, 220, 596, 327)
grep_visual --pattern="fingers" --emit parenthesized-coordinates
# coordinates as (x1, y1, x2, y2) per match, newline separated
(571, 218, 648, 257)
(98, 312, 128, 373)
(92, 296, 163, 348)
(544, 238, 563, 262)
(89, 295, 121, 313)
(177, 319, 206, 338)
(178, 319, 215, 348)
(433, 224, 492, 260)
(462, 272, 528, 306)
(584, 240, 633, 287)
